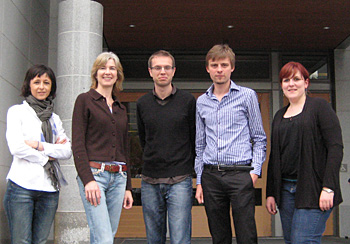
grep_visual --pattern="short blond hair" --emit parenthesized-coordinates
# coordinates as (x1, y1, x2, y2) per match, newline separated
(91, 52, 124, 96)
(206, 44, 236, 68)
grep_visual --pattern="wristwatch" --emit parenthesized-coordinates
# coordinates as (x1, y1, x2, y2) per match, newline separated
(322, 188, 334, 193)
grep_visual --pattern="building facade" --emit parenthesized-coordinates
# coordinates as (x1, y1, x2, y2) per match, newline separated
(0, 0, 349, 243)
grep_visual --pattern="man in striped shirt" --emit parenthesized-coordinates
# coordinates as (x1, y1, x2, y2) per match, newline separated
(195, 44, 267, 244)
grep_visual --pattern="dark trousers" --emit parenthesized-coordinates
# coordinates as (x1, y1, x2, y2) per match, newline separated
(202, 168, 257, 244)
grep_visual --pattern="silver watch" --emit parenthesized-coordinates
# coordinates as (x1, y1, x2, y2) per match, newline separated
(322, 188, 334, 193)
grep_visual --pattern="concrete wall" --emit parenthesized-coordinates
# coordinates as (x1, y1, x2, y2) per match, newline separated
(0, 0, 52, 243)
(335, 38, 350, 238)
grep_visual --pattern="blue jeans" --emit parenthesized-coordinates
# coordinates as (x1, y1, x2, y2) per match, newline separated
(279, 181, 297, 244)
(141, 176, 193, 244)
(279, 180, 332, 244)
(77, 167, 127, 244)
(3, 180, 59, 244)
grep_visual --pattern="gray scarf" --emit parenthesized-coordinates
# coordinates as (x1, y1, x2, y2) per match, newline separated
(25, 95, 67, 190)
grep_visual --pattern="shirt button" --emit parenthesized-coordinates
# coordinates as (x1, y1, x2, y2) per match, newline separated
(112, 144, 116, 148)
(112, 132, 116, 136)
(112, 120, 115, 124)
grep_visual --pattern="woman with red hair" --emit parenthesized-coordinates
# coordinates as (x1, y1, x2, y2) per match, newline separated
(266, 62, 343, 243)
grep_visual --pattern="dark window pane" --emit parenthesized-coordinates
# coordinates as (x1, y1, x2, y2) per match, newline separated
(281, 55, 329, 80)
(118, 52, 270, 80)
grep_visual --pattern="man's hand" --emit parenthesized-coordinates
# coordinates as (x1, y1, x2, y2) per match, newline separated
(250, 173, 259, 187)
(123, 190, 133, 209)
(195, 184, 204, 204)
(84, 181, 101, 206)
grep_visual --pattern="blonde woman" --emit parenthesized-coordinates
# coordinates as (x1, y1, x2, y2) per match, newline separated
(72, 52, 133, 243)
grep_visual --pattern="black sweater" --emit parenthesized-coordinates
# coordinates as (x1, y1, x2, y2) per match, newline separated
(136, 89, 196, 178)
(266, 96, 343, 209)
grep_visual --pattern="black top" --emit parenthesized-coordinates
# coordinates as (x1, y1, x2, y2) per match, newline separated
(136, 89, 196, 178)
(279, 113, 302, 180)
(267, 96, 343, 209)
(72, 89, 131, 190)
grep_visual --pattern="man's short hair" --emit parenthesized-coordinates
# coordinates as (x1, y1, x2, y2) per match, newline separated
(148, 50, 175, 68)
(206, 44, 236, 68)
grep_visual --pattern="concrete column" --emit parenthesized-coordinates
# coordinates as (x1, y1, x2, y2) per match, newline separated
(54, 0, 103, 243)
(334, 37, 350, 238)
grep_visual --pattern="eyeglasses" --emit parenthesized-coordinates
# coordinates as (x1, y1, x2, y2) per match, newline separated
(150, 66, 174, 72)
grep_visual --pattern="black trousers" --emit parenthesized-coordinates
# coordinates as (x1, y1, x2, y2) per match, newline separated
(202, 168, 257, 244)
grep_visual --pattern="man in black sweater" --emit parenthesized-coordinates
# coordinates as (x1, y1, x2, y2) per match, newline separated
(136, 50, 196, 244)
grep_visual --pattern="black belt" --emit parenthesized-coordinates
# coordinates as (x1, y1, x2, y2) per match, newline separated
(204, 164, 254, 172)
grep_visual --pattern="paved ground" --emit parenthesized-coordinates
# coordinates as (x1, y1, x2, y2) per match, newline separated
(114, 236, 350, 243)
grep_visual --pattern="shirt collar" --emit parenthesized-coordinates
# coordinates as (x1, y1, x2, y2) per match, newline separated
(153, 85, 177, 100)
(88, 88, 122, 108)
(206, 80, 240, 97)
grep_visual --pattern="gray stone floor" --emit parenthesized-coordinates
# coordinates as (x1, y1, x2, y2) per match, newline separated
(114, 236, 350, 243)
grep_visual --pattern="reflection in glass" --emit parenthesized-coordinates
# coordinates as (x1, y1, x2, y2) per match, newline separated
(282, 55, 329, 80)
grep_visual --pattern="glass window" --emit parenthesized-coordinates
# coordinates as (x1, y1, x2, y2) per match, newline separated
(118, 52, 270, 81)
(281, 55, 329, 80)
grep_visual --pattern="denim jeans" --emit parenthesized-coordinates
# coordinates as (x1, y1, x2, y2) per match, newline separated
(77, 167, 127, 244)
(3, 180, 59, 244)
(279, 180, 332, 244)
(279, 180, 297, 244)
(141, 176, 193, 244)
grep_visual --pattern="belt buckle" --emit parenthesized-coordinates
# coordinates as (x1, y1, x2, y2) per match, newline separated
(217, 164, 225, 172)
(119, 165, 122, 173)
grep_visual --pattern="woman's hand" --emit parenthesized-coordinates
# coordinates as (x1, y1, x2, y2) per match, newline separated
(266, 196, 277, 215)
(123, 190, 133, 209)
(319, 189, 334, 211)
(55, 137, 67, 144)
(84, 180, 101, 207)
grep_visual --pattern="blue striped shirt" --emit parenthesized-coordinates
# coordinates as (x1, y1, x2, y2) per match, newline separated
(195, 81, 267, 184)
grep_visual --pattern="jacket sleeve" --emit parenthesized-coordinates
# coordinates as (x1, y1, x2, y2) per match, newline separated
(6, 105, 49, 166)
(266, 113, 278, 198)
(72, 94, 95, 186)
(42, 114, 72, 160)
(317, 99, 343, 190)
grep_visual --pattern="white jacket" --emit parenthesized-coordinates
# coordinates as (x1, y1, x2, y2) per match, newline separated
(6, 101, 72, 192)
